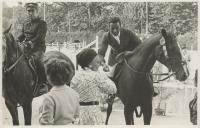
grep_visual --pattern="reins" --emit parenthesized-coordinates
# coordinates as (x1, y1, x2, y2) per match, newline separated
(3, 54, 24, 74)
(124, 58, 175, 83)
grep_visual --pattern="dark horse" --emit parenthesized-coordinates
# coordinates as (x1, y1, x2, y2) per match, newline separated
(2, 25, 54, 125)
(105, 29, 189, 125)
(2, 25, 75, 125)
(3, 25, 35, 125)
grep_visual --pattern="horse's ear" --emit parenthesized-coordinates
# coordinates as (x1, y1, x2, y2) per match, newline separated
(161, 29, 167, 38)
(3, 24, 12, 34)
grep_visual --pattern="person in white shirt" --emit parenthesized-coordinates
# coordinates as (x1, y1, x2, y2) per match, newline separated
(39, 58, 79, 125)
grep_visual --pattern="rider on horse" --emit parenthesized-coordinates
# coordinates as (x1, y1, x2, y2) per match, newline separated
(17, 3, 48, 96)
(98, 17, 158, 97)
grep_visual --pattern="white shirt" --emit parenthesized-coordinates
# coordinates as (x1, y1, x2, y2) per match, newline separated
(112, 32, 120, 44)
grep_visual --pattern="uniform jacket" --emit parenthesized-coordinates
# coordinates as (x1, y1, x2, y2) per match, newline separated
(18, 17, 47, 52)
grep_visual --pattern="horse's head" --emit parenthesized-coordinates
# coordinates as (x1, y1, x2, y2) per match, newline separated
(155, 29, 189, 81)
(2, 25, 17, 65)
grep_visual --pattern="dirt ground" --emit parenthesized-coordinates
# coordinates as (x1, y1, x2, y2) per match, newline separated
(1, 96, 193, 125)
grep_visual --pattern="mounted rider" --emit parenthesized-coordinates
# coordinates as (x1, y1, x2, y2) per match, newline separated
(98, 17, 158, 97)
(17, 2, 48, 96)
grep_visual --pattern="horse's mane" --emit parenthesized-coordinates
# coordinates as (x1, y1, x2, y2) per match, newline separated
(129, 33, 162, 56)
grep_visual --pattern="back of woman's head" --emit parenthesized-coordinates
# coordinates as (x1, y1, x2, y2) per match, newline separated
(76, 48, 97, 69)
(45, 58, 75, 86)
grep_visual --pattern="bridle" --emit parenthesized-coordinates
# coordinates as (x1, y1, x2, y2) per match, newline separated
(124, 35, 188, 83)
(3, 33, 39, 98)
(3, 34, 24, 74)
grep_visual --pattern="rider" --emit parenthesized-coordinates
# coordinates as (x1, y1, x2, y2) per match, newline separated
(17, 3, 48, 96)
(98, 17, 158, 97)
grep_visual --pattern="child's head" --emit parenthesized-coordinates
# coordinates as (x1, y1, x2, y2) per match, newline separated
(45, 58, 75, 86)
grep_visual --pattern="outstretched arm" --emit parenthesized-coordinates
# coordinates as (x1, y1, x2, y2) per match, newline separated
(98, 33, 108, 59)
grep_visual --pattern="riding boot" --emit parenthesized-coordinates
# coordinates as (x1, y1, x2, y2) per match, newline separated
(35, 59, 49, 97)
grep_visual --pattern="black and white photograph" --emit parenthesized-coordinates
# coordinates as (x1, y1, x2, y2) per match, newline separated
(1, 0, 198, 126)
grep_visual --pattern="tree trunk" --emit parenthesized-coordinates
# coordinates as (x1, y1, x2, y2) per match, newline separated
(87, 4, 91, 30)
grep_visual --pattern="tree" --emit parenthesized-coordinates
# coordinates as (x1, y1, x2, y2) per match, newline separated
(3, 2, 197, 49)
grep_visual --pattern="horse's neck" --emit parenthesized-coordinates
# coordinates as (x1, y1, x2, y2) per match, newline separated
(128, 34, 162, 73)
(7, 41, 19, 65)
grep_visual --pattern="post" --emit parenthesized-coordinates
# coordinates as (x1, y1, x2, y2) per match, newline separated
(43, 2, 46, 21)
(145, 2, 148, 34)
(68, 10, 71, 42)
(95, 36, 99, 52)
(12, 7, 15, 32)
(198, 3, 200, 125)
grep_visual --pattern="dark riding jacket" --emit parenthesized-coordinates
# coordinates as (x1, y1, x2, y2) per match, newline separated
(98, 28, 142, 66)
(18, 17, 47, 52)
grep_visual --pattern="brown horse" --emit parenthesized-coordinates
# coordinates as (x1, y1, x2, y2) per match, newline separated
(105, 29, 189, 125)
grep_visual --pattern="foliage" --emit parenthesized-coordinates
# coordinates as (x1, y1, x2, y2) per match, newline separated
(2, 2, 197, 49)
(177, 31, 197, 50)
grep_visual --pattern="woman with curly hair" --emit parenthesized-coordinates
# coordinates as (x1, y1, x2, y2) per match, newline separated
(71, 48, 116, 125)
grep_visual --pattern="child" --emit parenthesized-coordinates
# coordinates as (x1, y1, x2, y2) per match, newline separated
(39, 58, 79, 125)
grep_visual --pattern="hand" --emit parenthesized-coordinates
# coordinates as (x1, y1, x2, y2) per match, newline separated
(18, 41, 26, 52)
(27, 41, 34, 49)
(16, 39, 20, 44)
(97, 54, 106, 65)
(103, 65, 110, 72)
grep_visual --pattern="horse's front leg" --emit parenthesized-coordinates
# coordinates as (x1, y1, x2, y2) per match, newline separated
(131, 111, 134, 125)
(124, 105, 134, 125)
(5, 100, 19, 125)
(105, 94, 115, 125)
(141, 103, 152, 125)
(22, 100, 33, 125)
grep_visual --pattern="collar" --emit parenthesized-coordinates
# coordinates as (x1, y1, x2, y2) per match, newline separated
(51, 85, 68, 91)
(111, 31, 120, 38)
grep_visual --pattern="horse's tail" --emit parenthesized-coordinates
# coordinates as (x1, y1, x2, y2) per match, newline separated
(134, 108, 143, 118)
(3, 24, 12, 34)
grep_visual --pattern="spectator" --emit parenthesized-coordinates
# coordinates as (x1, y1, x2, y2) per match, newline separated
(71, 48, 116, 125)
(39, 58, 79, 125)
